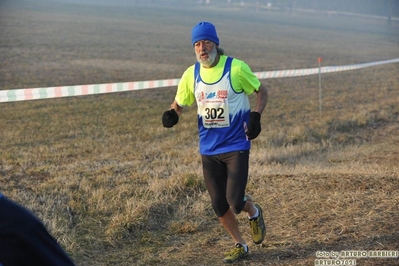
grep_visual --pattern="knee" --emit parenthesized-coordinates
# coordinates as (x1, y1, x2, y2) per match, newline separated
(228, 198, 245, 215)
(230, 204, 244, 215)
(212, 201, 230, 217)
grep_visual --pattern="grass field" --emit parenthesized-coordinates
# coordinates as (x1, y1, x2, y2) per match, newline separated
(1, 1, 399, 265)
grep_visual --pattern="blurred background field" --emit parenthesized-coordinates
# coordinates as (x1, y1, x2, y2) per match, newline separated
(1, 1, 398, 265)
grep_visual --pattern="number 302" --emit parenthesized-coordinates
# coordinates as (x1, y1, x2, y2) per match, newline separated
(204, 107, 224, 120)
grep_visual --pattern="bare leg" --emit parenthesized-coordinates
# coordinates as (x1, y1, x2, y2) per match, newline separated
(219, 195, 259, 244)
(219, 208, 246, 244)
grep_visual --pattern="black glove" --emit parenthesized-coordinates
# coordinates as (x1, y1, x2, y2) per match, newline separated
(246, 112, 261, 140)
(162, 109, 179, 128)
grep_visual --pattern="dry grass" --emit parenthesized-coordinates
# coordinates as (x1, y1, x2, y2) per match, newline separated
(1, 1, 398, 265)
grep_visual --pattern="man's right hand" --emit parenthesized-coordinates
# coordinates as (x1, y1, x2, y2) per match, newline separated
(162, 109, 179, 128)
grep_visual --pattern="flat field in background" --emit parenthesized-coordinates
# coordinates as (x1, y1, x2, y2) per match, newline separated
(1, 1, 398, 265)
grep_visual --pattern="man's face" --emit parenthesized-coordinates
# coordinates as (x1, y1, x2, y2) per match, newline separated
(194, 40, 217, 68)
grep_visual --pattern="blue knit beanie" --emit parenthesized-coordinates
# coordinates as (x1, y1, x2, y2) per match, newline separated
(191, 21, 219, 46)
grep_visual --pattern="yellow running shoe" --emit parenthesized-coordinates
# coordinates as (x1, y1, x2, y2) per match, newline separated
(249, 203, 266, 244)
(223, 243, 248, 263)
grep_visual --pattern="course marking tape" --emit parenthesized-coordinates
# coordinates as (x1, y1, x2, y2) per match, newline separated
(1, 58, 398, 103)
(255, 57, 399, 79)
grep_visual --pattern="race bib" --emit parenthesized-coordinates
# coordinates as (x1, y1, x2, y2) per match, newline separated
(199, 101, 230, 128)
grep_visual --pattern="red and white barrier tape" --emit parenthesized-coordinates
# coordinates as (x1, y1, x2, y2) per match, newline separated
(1, 58, 398, 103)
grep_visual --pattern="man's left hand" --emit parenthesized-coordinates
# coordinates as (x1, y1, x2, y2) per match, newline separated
(246, 112, 261, 140)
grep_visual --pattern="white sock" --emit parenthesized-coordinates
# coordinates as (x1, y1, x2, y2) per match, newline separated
(239, 243, 249, 252)
(248, 206, 259, 220)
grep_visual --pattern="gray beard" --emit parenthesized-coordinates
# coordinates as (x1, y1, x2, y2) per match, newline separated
(196, 46, 217, 67)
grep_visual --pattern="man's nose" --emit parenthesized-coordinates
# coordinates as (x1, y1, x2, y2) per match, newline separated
(199, 43, 206, 51)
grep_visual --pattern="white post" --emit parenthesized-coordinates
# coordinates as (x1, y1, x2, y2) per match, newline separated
(318, 57, 322, 117)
